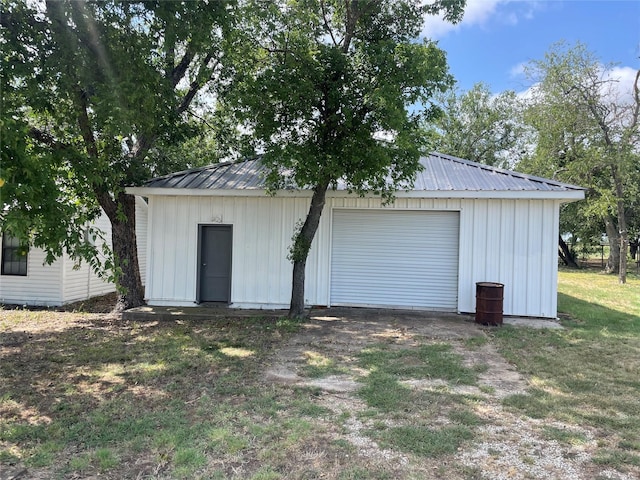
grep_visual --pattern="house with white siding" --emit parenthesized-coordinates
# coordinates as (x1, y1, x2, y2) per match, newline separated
(0, 197, 148, 307)
(127, 153, 584, 319)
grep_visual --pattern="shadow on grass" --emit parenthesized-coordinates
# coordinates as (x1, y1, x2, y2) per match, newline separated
(0, 314, 307, 477)
(557, 292, 639, 337)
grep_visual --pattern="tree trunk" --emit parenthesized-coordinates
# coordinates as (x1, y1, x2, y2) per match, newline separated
(289, 179, 330, 318)
(97, 191, 145, 311)
(612, 169, 628, 284)
(630, 237, 639, 260)
(558, 235, 580, 268)
(604, 216, 620, 274)
(289, 256, 308, 318)
(619, 229, 628, 284)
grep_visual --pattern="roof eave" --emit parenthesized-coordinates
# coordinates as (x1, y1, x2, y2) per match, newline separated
(394, 190, 585, 201)
(126, 186, 585, 202)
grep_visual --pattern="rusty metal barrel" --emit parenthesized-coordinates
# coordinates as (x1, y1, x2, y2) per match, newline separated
(475, 282, 504, 326)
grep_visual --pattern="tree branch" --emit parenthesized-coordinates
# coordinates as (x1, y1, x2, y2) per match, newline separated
(342, 0, 357, 53)
(186, 109, 216, 131)
(28, 127, 67, 150)
(261, 46, 303, 62)
(130, 133, 156, 160)
(95, 190, 118, 221)
(73, 85, 99, 159)
(341, 0, 376, 52)
(176, 52, 219, 115)
(320, 0, 339, 47)
(630, 69, 640, 133)
(163, 4, 176, 81)
(171, 47, 195, 88)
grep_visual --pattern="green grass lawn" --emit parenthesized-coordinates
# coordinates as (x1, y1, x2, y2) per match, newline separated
(0, 314, 322, 479)
(1, 268, 639, 479)
(492, 268, 640, 472)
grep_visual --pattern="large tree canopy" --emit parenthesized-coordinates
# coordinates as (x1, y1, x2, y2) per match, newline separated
(429, 82, 530, 168)
(519, 43, 639, 282)
(1, 0, 233, 309)
(226, 0, 465, 316)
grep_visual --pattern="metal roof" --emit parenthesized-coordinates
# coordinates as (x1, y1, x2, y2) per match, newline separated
(413, 153, 583, 192)
(139, 152, 584, 193)
(143, 157, 269, 190)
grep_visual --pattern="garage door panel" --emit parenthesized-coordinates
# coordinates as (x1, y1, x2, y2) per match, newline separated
(330, 210, 459, 310)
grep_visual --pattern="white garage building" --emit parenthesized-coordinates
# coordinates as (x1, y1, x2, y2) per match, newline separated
(127, 153, 584, 318)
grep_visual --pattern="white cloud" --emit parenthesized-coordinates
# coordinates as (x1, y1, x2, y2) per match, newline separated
(509, 62, 526, 78)
(421, 0, 541, 39)
(602, 66, 638, 106)
(504, 11, 519, 26)
(422, 0, 501, 38)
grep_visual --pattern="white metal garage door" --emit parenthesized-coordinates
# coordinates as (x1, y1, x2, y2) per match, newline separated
(330, 209, 460, 310)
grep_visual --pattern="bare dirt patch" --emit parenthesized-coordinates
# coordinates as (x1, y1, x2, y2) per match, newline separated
(265, 307, 515, 393)
(263, 307, 633, 480)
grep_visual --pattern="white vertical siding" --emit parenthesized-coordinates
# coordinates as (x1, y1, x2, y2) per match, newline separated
(0, 243, 64, 306)
(135, 196, 148, 285)
(146, 194, 315, 307)
(457, 198, 560, 318)
(144, 195, 466, 308)
(144, 193, 561, 318)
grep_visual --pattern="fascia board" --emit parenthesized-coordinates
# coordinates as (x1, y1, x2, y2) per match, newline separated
(126, 186, 585, 202)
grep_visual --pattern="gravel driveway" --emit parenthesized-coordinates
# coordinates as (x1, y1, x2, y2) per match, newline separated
(264, 308, 634, 480)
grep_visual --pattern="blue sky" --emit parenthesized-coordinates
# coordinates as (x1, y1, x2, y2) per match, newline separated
(422, 0, 640, 94)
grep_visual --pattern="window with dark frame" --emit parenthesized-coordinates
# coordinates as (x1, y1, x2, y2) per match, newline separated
(1, 234, 28, 276)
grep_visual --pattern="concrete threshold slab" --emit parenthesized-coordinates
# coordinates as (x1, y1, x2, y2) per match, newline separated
(122, 305, 286, 322)
(503, 317, 564, 329)
(121, 305, 563, 329)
